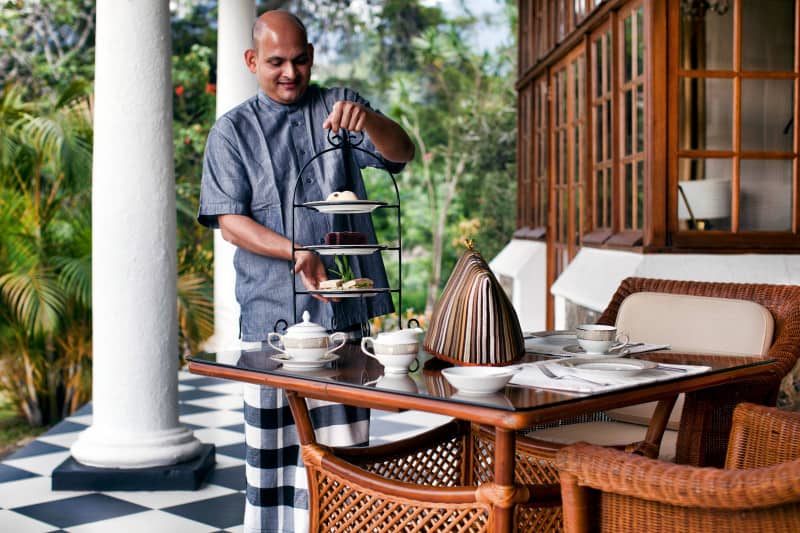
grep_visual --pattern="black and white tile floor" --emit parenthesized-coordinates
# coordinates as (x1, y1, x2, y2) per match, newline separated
(0, 371, 449, 532)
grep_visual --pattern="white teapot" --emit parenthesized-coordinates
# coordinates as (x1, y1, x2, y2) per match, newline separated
(268, 311, 346, 361)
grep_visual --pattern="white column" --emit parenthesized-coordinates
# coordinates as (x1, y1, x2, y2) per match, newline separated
(71, 0, 201, 468)
(202, 0, 257, 353)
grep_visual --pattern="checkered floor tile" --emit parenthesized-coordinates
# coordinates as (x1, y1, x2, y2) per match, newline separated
(0, 371, 450, 532)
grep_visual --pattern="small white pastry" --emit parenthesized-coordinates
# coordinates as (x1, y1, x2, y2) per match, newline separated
(326, 190, 359, 202)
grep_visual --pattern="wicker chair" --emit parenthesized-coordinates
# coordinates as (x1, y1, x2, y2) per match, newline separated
(305, 418, 560, 532)
(555, 402, 800, 532)
(470, 277, 800, 531)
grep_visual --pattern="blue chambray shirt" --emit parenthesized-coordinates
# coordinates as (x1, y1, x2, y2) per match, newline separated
(198, 85, 402, 341)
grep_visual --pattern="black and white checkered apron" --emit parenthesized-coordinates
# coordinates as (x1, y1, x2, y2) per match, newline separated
(242, 374, 369, 533)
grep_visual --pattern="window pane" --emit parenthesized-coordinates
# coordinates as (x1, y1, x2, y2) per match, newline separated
(636, 86, 645, 153)
(574, 126, 580, 182)
(678, 158, 732, 231)
(740, 159, 793, 231)
(742, 0, 794, 71)
(604, 167, 613, 227)
(625, 89, 633, 155)
(679, 5, 733, 70)
(679, 77, 733, 150)
(624, 163, 633, 228)
(576, 56, 585, 119)
(741, 79, 794, 152)
(636, 7, 644, 77)
(624, 15, 633, 82)
(539, 182, 548, 225)
(574, 187, 582, 245)
(605, 101, 612, 160)
(594, 104, 603, 162)
(636, 159, 644, 229)
(593, 170, 602, 226)
(594, 39, 603, 98)
(605, 32, 612, 93)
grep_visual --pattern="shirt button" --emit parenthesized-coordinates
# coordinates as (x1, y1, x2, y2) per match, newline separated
(305, 178, 313, 184)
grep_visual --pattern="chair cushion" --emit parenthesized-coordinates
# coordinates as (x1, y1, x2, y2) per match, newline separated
(606, 292, 774, 430)
(528, 422, 678, 462)
(614, 292, 774, 356)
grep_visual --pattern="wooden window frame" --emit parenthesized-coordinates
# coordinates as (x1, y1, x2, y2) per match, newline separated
(607, 0, 646, 247)
(667, 0, 800, 250)
(549, 46, 587, 275)
(584, 18, 616, 244)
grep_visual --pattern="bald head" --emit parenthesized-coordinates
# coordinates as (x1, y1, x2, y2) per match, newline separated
(252, 10, 308, 49)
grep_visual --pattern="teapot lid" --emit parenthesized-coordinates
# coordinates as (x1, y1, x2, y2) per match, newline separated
(284, 311, 328, 338)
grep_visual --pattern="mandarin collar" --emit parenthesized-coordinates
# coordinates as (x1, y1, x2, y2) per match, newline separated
(257, 86, 314, 112)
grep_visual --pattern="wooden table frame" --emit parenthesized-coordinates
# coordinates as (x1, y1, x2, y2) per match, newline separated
(188, 350, 775, 533)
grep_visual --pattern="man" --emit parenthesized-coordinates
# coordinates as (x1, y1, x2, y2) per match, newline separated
(198, 10, 414, 533)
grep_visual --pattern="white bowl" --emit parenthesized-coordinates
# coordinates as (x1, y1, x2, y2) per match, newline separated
(441, 366, 516, 395)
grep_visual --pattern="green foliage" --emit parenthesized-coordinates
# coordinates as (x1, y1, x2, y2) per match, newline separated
(0, 0, 96, 97)
(0, 82, 94, 425)
(329, 255, 354, 282)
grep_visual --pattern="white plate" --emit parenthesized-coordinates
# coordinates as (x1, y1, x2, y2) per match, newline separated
(307, 288, 391, 298)
(301, 244, 387, 256)
(526, 334, 576, 347)
(303, 200, 387, 214)
(556, 357, 657, 378)
(562, 344, 626, 357)
(270, 354, 339, 371)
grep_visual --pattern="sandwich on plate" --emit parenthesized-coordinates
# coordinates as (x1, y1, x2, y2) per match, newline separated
(342, 278, 373, 290)
(318, 279, 343, 290)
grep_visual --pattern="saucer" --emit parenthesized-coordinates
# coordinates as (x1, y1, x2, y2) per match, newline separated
(563, 344, 622, 358)
(556, 357, 657, 378)
(270, 354, 339, 371)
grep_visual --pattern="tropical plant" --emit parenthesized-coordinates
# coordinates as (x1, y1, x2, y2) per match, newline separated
(0, 81, 93, 425)
(389, 23, 517, 313)
(0, 0, 96, 97)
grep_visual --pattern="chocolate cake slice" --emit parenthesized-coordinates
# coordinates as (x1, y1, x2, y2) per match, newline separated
(325, 231, 368, 245)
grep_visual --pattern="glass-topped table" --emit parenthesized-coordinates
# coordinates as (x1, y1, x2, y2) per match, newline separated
(189, 346, 770, 423)
(188, 344, 774, 533)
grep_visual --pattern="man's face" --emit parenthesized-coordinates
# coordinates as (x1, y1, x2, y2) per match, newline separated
(245, 30, 313, 105)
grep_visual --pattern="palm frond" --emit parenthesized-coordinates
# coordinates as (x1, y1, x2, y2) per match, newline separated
(0, 269, 66, 336)
(176, 272, 214, 355)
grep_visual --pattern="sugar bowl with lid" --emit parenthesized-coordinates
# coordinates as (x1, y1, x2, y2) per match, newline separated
(267, 311, 347, 361)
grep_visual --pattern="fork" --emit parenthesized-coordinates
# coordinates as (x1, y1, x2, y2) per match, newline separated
(538, 364, 608, 386)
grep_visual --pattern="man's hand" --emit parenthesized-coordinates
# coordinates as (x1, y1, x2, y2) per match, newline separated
(323, 101, 370, 134)
(322, 100, 415, 163)
(293, 250, 333, 302)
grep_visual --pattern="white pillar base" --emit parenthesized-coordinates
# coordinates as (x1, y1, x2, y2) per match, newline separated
(71, 425, 203, 469)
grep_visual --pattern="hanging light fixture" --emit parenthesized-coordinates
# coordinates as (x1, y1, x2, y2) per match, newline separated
(681, 0, 731, 18)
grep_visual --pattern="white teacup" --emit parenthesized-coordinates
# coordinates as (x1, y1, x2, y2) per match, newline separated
(575, 324, 629, 355)
(267, 331, 347, 362)
(361, 337, 420, 374)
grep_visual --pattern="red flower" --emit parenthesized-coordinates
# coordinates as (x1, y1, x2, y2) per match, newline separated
(184, 136, 191, 145)
(205, 83, 217, 95)
(175, 85, 184, 97)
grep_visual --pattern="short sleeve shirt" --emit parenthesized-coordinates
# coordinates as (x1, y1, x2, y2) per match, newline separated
(198, 85, 402, 341)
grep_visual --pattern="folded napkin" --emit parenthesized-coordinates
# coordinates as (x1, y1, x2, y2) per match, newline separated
(508, 360, 710, 394)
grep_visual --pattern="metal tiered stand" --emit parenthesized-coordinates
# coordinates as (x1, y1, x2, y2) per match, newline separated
(279, 129, 406, 334)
